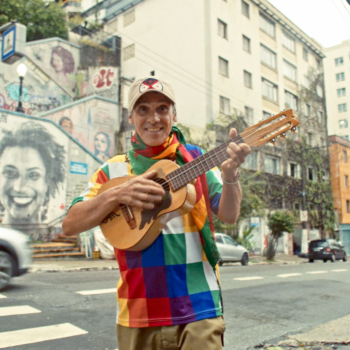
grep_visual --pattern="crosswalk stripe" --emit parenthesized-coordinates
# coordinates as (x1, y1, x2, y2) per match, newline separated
(234, 277, 264, 281)
(0, 306, 41, 317)
(277, 273, 302, 278)
(0, 294, 6, 299)
(0, 323, 88, 348)
(76, 288, 117, 295)
(332, 269, 348, 272)
(306, 271, 328, 274)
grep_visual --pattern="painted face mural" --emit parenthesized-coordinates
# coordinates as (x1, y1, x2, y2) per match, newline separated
(94, 132, 111, 162)
(0, 121, 66, 225)
(59, 117, 73, 135)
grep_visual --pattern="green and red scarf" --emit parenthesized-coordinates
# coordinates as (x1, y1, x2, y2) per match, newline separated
(128, 126, 220, 269)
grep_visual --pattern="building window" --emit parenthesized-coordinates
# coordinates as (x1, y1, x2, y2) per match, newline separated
(347, 200, 350, 213)
(337, 88, 346, 97)
(285, 91, 298, 110)
(262, 79, 278, 102)
(260, 13, 275, 38)
(304, 76, 311, 89)
(263, 111, 272, 119)
(305, 103, 311, 117)
(245, 106, 254, 124)
(318, 111, 323, 124)
(242, 150, 258, 170)
(219, 57, 229, 77)
(107, 17, 118, 32)
(244, 70, 252, 88)
(243, 35, 251, 53)
(264, 155, 281, 174)
(218, 19, 227, 39)
(123, 44, 135, 61)
(294, 203, 301, 210)
(343, 150, 348, 162)
(343, 135, 350, 141)
(124, 9, 135, 27)
(282, 31, 295, 53)
(335, 57, 344, 66)
(261, 45, 277, 69)
(316, 58, 322, 70)
(308, 167, 314, 181)
(303, 48, 308, 61)
(345, 175, 348, 188)
(289, 163, 299, 178)
(316, 85, 323, 98)
(338, 103, 347, 113)
(242, 0, 250, 18)
(320, 137, 325, 147)
(307, 132, 312, 146)
(220, 96, 230, 115)
(336, 72, 345, 82)
(339, 119, 348, 128)
(283, 60, 296, 81)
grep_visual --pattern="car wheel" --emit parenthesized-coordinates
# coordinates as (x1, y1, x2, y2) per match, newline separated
(241, 253, 249, 266)
(309, 259, 314, 263)
(218, 259, 223, 267)
(331, 254, 336, 263)
(0, 251, 14, 291)
(323, 259, 327, 263)
(343, 254, 347, 262)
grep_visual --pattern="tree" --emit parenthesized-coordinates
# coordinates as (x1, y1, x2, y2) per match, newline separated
(0, 0, 68, 42)
(266, 211, 295, 260)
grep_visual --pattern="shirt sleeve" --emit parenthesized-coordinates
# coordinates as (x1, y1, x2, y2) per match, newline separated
(185, 144, 223, 215)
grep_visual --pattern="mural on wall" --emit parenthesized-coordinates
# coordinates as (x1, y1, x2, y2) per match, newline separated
(26, 39, 81, 96)
(41, 97, 118, 162)
(0, 113, 67, 239)
(0, 56, 71, 116)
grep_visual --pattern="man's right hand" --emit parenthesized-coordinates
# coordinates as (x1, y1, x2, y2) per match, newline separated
(112, 170, 165, 210)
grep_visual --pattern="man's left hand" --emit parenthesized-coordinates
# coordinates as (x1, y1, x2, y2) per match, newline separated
(222, 128, 251, 182)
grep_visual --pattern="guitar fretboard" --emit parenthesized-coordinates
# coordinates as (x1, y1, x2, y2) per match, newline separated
(167, 135, 245, 191)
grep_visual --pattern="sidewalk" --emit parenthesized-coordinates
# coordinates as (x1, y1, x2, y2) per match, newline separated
(29, 253, 306, 273)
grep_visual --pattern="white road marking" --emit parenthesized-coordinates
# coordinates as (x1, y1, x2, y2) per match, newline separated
(277, 273, 302, 278)
(0, 305, 41, 317)
(0, 323, 88, 348)
(306, 271, 328, 274)
(331, 269, 348, 272)
(0, 294, 6, 299)
(76, 288, 117, 295)
(234, 277, 264, 281)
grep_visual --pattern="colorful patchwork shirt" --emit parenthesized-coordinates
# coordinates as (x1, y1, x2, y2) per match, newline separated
(71, 144, 223, 328)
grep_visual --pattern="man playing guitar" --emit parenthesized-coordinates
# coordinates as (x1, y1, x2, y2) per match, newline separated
(63, 77, 251, 350)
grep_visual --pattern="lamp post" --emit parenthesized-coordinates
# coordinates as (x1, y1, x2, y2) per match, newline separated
(16, 63, 27, 113)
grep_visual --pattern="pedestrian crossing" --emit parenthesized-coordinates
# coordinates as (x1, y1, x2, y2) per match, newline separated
(0, 305, 41, 317)
(76, 287, 117, 295)
(0, 294, 7, 299)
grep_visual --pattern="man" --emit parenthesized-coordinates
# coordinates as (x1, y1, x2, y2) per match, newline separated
(63, 77, 251, 350)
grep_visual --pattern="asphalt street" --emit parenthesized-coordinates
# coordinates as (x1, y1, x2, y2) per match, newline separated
(0, 260, 349, 350)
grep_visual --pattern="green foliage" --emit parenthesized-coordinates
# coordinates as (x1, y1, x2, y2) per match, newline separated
(236, 226, 255, 251)
(0, 0, 68, 42)
(268, 211, 295, 239)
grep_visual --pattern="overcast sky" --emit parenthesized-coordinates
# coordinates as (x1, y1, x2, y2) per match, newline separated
(267, 0, 350, 48)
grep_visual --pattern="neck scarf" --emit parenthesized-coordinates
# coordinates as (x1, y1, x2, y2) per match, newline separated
(128, 126, 220, 269)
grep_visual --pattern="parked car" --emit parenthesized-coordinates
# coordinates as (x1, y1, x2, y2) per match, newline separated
(0, 227, 32, 291)
(308, 239, 347, 263)
(215, 233, 249, 266)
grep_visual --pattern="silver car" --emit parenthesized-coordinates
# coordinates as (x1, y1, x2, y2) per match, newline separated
(0, 227, 32, 290)
(215, 233, 249, 266)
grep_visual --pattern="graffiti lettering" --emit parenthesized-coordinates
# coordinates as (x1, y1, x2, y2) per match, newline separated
(92, 69, 115, 89)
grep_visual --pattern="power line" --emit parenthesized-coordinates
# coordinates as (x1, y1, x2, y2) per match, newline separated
(331, 0, 350, 31)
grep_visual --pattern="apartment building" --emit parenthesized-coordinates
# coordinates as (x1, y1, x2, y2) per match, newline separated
(324, 40, 350, 141)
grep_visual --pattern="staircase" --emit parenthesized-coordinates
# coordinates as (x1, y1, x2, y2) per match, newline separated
(31, 235, 86, 260)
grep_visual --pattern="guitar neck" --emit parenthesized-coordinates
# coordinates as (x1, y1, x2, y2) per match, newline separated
(167, 134, 245, 191)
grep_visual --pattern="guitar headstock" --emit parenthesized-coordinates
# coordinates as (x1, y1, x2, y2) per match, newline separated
(240, 109, 299, 147)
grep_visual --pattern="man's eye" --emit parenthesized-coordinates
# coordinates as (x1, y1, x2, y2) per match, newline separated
(159, 106, 168, 112)
(28, 172, 41, 181)
(3, 169, 18, 179)
(139, 106, 147, 112)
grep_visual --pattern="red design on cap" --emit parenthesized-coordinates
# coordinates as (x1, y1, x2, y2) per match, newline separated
(139, 78, 163, 93)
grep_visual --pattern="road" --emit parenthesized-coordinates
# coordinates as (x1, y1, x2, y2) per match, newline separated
(0, 260, 349, 350)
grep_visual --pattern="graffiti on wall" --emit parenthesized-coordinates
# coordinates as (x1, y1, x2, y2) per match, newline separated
(0, 115, 67, 239)
(42, 97, 118, 162)
(88, 66, 118, 101)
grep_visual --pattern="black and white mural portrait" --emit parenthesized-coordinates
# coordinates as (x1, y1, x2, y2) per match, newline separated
(0, 119, 67, 239)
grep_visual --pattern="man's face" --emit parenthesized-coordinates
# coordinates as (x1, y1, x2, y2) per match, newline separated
(129, 92, 177, 147)
(0, 147, 48, 222)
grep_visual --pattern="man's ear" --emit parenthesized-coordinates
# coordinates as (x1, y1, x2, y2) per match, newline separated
(129, 112, 134, 125)
(173, 105, 177, 122)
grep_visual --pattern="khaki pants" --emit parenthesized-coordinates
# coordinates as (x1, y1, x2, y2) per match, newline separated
(117, 317, 225, 350)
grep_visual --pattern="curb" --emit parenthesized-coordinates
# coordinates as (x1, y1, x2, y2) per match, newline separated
(29, 266, 120, 273)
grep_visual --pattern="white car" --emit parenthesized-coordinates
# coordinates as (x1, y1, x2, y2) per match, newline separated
(215, 233, 249, 266)
(0, 227, 32, 290)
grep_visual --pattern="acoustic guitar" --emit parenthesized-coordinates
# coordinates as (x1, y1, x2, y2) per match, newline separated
(97, 109, 299, 251)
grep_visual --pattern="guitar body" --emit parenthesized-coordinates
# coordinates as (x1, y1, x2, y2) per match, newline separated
(97, 160, 197, 251)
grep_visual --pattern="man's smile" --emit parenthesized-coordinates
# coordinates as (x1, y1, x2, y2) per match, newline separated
(145, 128, 162, 132)
(10, 196, 35, 206)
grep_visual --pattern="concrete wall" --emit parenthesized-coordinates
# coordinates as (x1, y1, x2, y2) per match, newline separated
(0, 109, 102, 240)
(39, 96, 119, 162)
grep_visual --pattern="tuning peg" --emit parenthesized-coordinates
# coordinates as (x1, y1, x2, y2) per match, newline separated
(291, 127, 297, 133)
(280, 132, 287, 138)
(270, 138, 276, 144)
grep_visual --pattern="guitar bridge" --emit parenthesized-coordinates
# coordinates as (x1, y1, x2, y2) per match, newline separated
(121, 205, 137, 230)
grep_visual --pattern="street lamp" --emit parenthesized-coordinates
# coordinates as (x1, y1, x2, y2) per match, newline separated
(16, 63, 27, 113)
